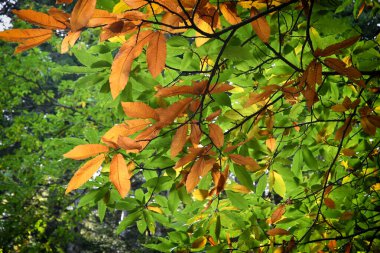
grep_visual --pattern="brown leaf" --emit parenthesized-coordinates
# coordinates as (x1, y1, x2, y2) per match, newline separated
(61, 30, 81, 53)
(331, 104, 348, 113)
(250, 7, 270, 43)
(324, 197, 336, 209)
(110, 154, 131, 198)
(56, 0, 73, 4)
(70, 0, 96, 31)
(361, 117, 376, 136)
(122, 101, 159, 120)
(224, 137, 254, 153)
(208, 123, 224, 148)
(229, 154, 260, 171)
(191, 236, 207, 249)
(270, 204, 286, 224)
(368, 115, 380, 128)
(267, 228, 290, 236)
(340, 211, 354, 221)
(314, 35, 360, 57)
(147, 31, 166, 78)
(342, 148, 356, 157)
(186, 158, 204, 192)
(328, 240, 337, 252)
(206, 110, 221, 121)
(63, 144, 109, 160)
(220, 2, 241, 25)
(306, 60, 322, 86)
(324, 58, 362, 81)
(335, 119, 352, 141)
(170, 124, 188, 157)
(190, 123, 202, 146)
(65, 154, 105, 194)
(12, 9, 67, 30)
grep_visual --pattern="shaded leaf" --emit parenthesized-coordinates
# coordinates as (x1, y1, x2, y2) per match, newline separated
(324, 197, 336, 209)
(314, 35, 360, 57)
(267, 228, 290, 236)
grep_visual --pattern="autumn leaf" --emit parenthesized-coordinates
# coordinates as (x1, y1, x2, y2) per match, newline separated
(208, 123, 224, 148)
(70, 0, 97, 31)
(121, 101, 159, 120)
(190, 123, 202, 146)
(87, 9, 118, 27)
(250, 7, 270, 43)
(155, 97, 192, 128)
(146, 31, 166, 78)
(12, 9, 66, 30)
(186, 158, 204, 193)
(306, 60, 322, 86)
(220, 3, 241, 25)
(335, 118, 352, 141)
(110, 154, 131, 198)
(65, 154, 105, 194)
(195, 18, 213, 47)
(170, 124, 188, 157)
(266, 138, 276, 152)
(117, 136, 142, 152)
(229, 154, 260, 172)
(61, 31, 81, 53)
(192, 236, 207, 249)
(48, 7, 70, 26)
(269, 170, 286, 198)
(56, 0, 73, 4)
(324, 197, 336, 209)
(270, 204, 286, 224)
(63, 144, 109, 160)
(0, 29, 53, 53)
(314, 35, 360, 57)
(267, 228, 290, 236)
(324, 58, 362, 81)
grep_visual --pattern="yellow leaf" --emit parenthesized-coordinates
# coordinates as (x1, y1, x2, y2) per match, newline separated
(269, 171, 286, 198)
(65, 154, 105, 194)
(147, 205, 163, 214)
(195, 18, 212, 47)
(113, 0, 130, 14)
(371, 183, 380, 191)
(110, 154, 131, 198)
(192, 189, 209, 201)
(63, 144, 109, 160)
(192, 236, 207, 249)
(340, 160, 349, 169)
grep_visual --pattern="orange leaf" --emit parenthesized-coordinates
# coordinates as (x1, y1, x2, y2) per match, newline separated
(266, 138, 276, 152)
(87, 9, 117, 27)
(57, 0, 73, 3)
(121, 101, 159, 120)
(63, 144, 109, 160)
(270, 204, 286, 224)
(206, 109, 221, 121)
(192, 236, 207, 249)
(102, 121, 149, 144)
(156, 97, 192, 128)
(110, 154, 131, 198)
(208, 123, 224, 148)
(147, 31, 166, 78)
(186, 158, 204, 193)
(220, 2, 241, 25)
(14, 32, 52, 54)
(0, 28, 52, 42)
(12, 9, 67, 30)
(324, 197, 336, 209)
(117, 136, 142, 152)
(250, 7, 270, 43)
(314, 35, 360, 57)
(174, 147, 203, 169)
(170, 124, 188, 157)
(134, 126, 160, 150)
(48, 7, 70, 26)
(124, 0, 147, 8)
(155, 85, 197, 97)
(229, 154, 260, 171)
(61, 31, 81, 53)
(70, 0, 96, 31)
(267, 228, 290, 236)
(65, 154, 105, 194)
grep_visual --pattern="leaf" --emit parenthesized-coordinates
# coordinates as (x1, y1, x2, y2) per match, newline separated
(335, 119, 352, 141)
(324, 58, 362, 81)
(61, 31, 81, 53)
(270, 204, 286, 224)
(195, 18, 212, 47)
(220, 3, 241, 25)
(229, 154, 260, 172)
(266, 138, 276, 152)
(190, 123, 202, 146)
(156, 98, 192, 128)
(324, 197, 336, 209)
(14, 32, 53, 54)
(65, 154, 105, 194)
(87, 9, 117, 27)
(170, 124, 188, 157)
(121, 101, 159, 120)
(117, 136, 142, 152)
(267, 228, 290, 236)
(306, 60, 322, 86)
(269, 171, 286, 198)
(0, 29, 53, 53)
(70, 0, 97, 31)
(12, 9, 66, 30)
(186, 158, 204, 193)
(208, 123, 224, 148)
(314, 35, 360, 57)
(48, 7, 70, 26)
(301, 146, 318, 169)
(63, 144, 109, 160)
(146, 31, 166, 78)
(250, 7, 270, 43)
(110, 154, 131, 198)
(192, 236, 207, 249)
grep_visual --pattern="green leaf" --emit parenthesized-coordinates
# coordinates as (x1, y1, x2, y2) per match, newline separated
(226, 190, 249, 209)
(116, 211, 142, 235)
(302, 146, 318, 170)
